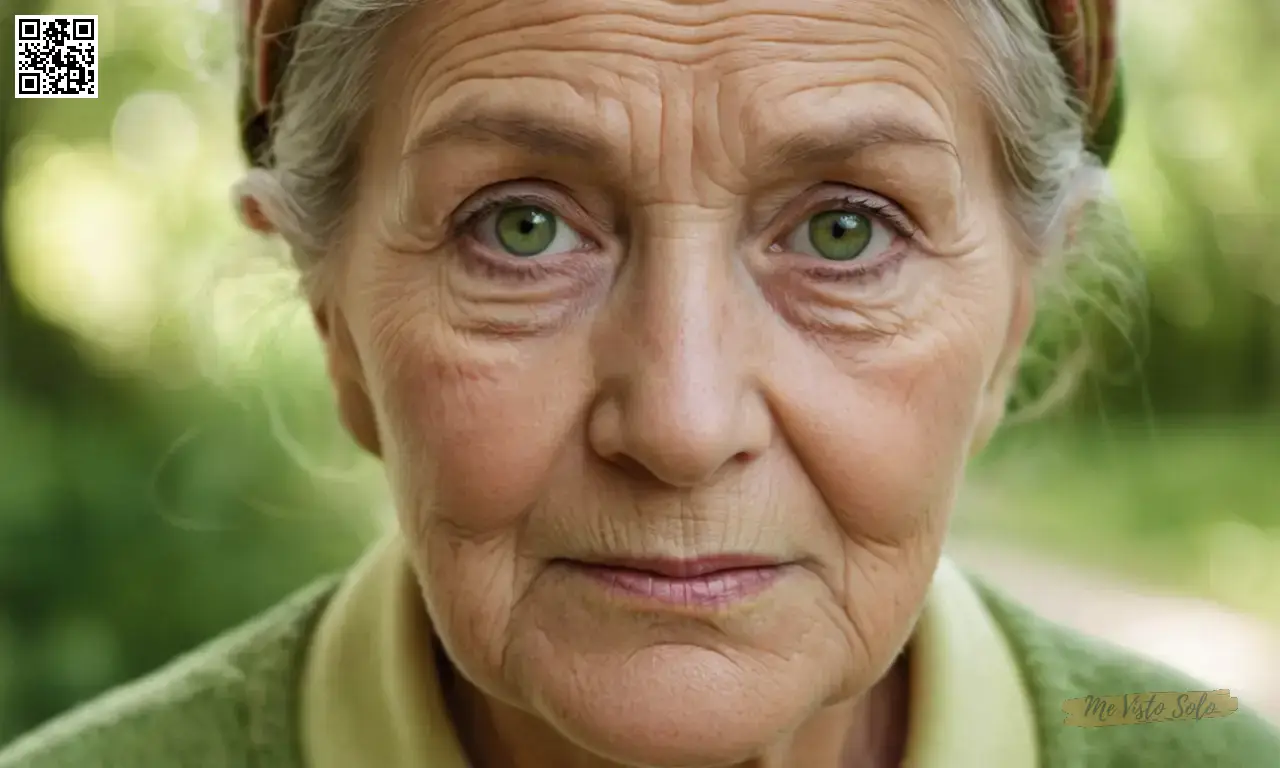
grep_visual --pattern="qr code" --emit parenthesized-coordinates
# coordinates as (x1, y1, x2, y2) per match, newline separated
(15, 15, 98, 99)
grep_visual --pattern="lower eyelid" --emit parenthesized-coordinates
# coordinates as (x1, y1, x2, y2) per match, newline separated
(798, 246, 910, 281)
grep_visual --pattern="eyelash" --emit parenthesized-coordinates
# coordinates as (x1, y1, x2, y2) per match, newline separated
(452, 188, 919, 284)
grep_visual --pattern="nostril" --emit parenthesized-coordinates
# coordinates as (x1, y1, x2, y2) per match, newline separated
(608, 453, 660, 484)
(602, 446, 759, 489)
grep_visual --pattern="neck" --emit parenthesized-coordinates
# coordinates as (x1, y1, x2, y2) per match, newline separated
(442, 652, 911, 768)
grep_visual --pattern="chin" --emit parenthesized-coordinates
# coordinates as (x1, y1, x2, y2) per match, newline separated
(524, 645, 820, 768)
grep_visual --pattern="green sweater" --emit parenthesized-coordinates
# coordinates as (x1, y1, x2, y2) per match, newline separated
(1, 575, 1277, 767)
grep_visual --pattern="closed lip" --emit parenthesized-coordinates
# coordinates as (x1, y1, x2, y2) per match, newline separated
(567, 555, 786, 579)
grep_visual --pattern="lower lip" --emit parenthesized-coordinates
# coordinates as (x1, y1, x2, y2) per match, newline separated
(566, 562, 784, 607)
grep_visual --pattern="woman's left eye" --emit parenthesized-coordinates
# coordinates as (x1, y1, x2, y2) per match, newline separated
(782, 209, 895, 262)
(472, 203, 587, 258)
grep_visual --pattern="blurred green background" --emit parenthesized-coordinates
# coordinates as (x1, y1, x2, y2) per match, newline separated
(2, 0, 1278, 744)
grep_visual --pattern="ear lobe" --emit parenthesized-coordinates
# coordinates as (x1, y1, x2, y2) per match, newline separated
(312, 302, 382, 457)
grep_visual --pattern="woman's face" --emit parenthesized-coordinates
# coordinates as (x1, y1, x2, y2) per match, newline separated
(316, 0, 1032, 763)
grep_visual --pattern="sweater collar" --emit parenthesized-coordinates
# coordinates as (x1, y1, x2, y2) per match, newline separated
(300, 537, 1037, 767)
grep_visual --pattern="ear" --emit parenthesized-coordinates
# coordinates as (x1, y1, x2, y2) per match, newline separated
(312, 300, 382, 457)
(969, 269, 1036, 459)
(969, 166, 1101, 458)
(238, 193, 277, 235)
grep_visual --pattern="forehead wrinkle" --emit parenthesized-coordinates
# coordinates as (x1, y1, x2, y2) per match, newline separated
(384, 0, 981, 211)
(390, 0, 974, 90)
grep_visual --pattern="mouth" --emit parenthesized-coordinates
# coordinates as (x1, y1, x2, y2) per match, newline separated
(557, 556, 789, 607)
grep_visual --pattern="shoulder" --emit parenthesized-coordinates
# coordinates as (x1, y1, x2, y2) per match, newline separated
(971, 574, 1280, 766)
(0, 578, 339, 768)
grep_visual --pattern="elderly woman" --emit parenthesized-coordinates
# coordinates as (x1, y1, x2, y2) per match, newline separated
(3, 0, 1279, 765)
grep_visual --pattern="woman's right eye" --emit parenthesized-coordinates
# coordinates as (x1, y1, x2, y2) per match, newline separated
(471, 203, 588, 258)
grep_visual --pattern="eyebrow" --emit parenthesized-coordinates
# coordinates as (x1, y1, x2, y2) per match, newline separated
(402, 109, 957, 173)
(403, 113, 611, 166)
(762, 119, 959, 171)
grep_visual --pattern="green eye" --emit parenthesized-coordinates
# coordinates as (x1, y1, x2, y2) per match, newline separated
(806, 211, 872, 261)
(494, 205, 557, 257)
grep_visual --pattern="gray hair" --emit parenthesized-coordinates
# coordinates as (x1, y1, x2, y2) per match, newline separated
(235, 0, 1138, 395)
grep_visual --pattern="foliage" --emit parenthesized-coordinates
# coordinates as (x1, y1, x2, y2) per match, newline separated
(0, 2, 377, 742)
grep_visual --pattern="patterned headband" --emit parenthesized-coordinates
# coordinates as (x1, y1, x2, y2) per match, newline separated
(238, 0, 1122, 168)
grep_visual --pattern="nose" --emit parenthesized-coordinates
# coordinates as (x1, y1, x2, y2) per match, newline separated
(588, 230, 772, 488)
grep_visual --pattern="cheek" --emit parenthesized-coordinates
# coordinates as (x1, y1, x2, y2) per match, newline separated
(769, 263, 1011, 546)
(356, 285, 593, 538)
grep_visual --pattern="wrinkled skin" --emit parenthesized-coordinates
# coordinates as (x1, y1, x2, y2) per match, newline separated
(279, 0, 1035, 765)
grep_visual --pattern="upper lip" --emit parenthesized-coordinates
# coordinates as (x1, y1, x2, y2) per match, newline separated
(572, 556, 785, 579)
